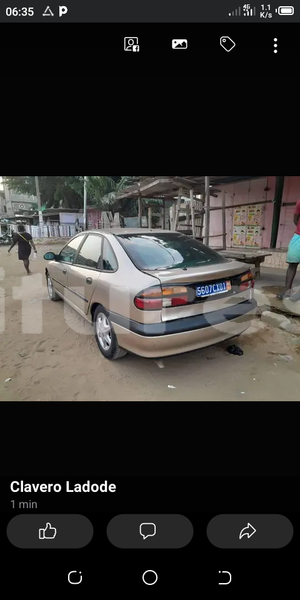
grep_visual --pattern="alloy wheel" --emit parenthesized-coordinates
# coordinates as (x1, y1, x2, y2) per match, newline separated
(96, 313, 112, 351)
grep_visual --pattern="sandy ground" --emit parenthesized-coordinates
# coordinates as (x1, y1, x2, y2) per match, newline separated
(1, 244, 300, 402)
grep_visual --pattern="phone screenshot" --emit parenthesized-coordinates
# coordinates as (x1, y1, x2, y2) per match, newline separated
(1, 0, 298, 595)
(0, 1, 298, 73)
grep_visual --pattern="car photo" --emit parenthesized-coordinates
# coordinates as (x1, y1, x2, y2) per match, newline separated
(44, 229, 257, 360)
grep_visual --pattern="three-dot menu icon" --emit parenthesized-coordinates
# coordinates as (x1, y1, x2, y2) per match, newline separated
(274, 38, 278, 53)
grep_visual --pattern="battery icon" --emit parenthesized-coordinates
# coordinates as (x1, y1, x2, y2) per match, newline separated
(276, 6, 294, 14)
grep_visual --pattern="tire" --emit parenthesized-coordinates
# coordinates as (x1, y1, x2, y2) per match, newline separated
(93, 305, 127, 360)
(47, 273, 61, 302)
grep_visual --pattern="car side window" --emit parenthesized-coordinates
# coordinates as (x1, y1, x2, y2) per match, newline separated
(59, 235, 85, 263)
(75, 234, 102, 269)
(102, 238, 118, 272)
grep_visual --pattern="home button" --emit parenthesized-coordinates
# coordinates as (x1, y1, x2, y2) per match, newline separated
(142, 570, 158, 586)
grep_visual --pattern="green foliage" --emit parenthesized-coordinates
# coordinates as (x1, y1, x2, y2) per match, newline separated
(3, 176, 83, 209)
(2, 176, 142, 214)
(88, 176, 139, 213)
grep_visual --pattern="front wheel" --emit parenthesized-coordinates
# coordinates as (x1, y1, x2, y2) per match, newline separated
(47, 273, 61, 302)
(94, 305, 127, 360)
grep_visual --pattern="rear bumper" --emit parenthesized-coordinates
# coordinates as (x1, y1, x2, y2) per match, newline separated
(110, 299, 257, 358)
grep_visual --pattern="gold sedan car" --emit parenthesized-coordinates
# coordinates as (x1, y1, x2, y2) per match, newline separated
(44, 229, 257, 360)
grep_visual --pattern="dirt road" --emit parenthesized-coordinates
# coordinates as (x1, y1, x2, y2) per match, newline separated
(1, 244, 300, 401)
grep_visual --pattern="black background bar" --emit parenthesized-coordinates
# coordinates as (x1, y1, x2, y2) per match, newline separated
(0, 24, 296, 75)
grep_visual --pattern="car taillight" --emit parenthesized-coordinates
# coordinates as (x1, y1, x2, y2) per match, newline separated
(134, 286, 163, 310)
(240, 270, 254, 291)
(134, 285, 188, 310)
(162, 286, 189, 307)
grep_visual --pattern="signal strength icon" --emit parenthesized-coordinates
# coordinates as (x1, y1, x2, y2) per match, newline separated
(229, 5, 256, 16)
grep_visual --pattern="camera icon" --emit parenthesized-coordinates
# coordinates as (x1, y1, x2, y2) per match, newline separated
(124, 37, 140, 52)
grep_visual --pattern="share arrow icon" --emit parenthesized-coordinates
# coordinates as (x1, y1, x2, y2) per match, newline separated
(239, 523, 257, 540)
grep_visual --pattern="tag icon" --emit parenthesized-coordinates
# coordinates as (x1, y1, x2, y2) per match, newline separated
(220, 36, 236, 52)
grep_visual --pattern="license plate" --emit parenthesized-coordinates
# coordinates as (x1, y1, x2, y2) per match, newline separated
(196, 280, 231, 298)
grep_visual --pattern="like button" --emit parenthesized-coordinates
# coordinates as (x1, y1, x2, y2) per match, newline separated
(39, 522, 57, 539)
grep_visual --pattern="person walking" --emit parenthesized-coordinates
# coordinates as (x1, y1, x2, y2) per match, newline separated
(277, 199, 300, 300)
(8, 225, 37, 275)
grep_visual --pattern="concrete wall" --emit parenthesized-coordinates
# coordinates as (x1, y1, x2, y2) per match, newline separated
(208, 176, 300, 250)
(59, 212, 84, 225)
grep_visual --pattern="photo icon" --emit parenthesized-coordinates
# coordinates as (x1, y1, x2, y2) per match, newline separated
(172, 39, 188, 49)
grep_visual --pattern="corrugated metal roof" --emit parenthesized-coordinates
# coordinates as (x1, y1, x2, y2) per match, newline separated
(114, 176, 265, 201)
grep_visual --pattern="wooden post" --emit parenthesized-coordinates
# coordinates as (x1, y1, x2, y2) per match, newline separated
(222, 190, 226, 250)
(174, 187, 183, 231)
(270, 176, 285, 248)
(148, 206, 152, 228)
(205, 176, 210, 246)
(169, 203, 174, 230)
(190, 189, 196, 238)
(138, 195, 142, 228)
(199, 194, 205, 242)
(186, 203, 190, 232)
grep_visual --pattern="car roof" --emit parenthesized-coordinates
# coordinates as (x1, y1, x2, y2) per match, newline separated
(82, 228, 176, 236)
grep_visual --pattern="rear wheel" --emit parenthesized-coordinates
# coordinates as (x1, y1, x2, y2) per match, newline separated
(93, 305, 127, 360)
(47, 273, 61, 302)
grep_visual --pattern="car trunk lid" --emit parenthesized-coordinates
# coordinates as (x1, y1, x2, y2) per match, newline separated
(142, 260, 254, 322)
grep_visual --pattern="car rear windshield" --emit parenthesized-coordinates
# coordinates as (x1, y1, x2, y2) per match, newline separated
(116, 232, 228, 271)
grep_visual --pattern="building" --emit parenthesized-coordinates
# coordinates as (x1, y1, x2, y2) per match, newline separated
(0, 180, 83, 238)
(3, 184, 38, 219)
(207, 176, 300, 267)
(1, 180, 37, 233)
(0, 181, 39, 233)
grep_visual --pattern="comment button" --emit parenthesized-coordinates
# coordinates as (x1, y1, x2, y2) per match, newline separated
(107, 515, 193, 548)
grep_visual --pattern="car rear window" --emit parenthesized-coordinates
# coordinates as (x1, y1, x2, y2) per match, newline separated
(116, 232, 228, 270)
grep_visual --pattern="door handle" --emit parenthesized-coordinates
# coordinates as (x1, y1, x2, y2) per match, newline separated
(63, 269, 67, 274)
(86, 277, 93, 285)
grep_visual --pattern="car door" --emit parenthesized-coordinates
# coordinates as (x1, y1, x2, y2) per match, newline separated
(50, 234, 86, 297)
(65, 233, 103, 316)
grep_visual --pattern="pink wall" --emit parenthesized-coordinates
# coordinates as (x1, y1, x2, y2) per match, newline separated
(208, 176, 300, 249)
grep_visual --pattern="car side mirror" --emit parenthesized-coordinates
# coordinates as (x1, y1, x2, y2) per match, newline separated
(43, 252, 56, 260)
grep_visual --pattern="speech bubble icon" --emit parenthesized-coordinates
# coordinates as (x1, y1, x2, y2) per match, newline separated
(139, 522, 156, 540)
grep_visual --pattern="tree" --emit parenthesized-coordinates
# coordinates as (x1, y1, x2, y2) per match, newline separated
(85, 176, 139, 215)
(2, 175, 141, 214)
(2, 176, 84, 209)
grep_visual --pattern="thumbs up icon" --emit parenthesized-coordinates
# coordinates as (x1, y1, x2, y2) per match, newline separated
(39, 522, 57, 539)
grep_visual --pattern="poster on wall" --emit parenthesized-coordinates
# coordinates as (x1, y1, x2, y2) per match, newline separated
(248, 205, 262, 225)
(253, 206, 262, 225)
(247, 206, 256, 225)
(234, 206, 247, 226)
(234, 204, 263, 226)
(246, 226, 261, 248)
(233, 226, 246, 247)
